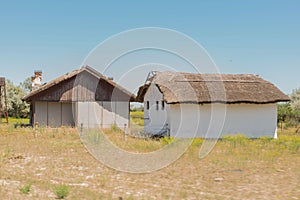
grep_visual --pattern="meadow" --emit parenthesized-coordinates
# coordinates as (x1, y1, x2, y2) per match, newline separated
(0, 116, 299, 199)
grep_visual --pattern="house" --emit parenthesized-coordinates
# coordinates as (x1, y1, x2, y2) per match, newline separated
(136, 71, 290, 138)
(23, 66, 135, 129)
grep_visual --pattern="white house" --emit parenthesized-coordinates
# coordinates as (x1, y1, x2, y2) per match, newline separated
(23, 66, 135, 129)
(136, 71, 290, 138)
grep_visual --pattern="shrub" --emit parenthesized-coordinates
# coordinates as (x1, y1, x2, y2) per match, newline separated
(53, 184, 69, 199)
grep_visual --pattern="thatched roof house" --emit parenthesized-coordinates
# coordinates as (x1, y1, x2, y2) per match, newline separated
(136, 72, 290, 104)
(137, 71, 290, 138)
(23, 66, 135, 128)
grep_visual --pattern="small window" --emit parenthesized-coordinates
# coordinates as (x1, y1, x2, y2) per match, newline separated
(146, 101, 149, 110)
(156, 101, 159, 110)
(161, 101, 165, 110)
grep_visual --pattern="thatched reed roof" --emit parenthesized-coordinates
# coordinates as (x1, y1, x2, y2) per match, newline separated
(23, 66, 135, 102)
(136, 71, 290, 104)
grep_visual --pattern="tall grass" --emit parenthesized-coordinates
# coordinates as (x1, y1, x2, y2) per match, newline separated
(130, 111, 144, 126)
(1, 117, 30, 124)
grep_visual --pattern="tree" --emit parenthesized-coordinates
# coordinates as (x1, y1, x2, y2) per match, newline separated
(5, 79, 30, 118)
(290, 87, 300, 123)
(20, 77, 32, 93)
(291, 88, 300, 110)
(278, 103, 293, 130)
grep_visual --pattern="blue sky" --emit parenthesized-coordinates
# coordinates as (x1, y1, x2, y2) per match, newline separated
(0, 0, 299, 94)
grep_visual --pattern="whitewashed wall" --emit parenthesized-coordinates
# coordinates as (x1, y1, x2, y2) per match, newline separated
(34, 101, 75, 127)
(77, 101, 129, 129)
(169, 103, 278, 138)
(144, 83, 169, 134)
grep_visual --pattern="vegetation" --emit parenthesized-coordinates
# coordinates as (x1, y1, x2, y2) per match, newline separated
(19, 183, 31, 194)
(53, 184, 69, 199)
(0, 80, 299, 199)
(130, 103, 143, 112)
(2, 78, 31, 119)
(278, 87, 300, 129)
(130, 111, 144, 127)
(0, 124, 299, 199)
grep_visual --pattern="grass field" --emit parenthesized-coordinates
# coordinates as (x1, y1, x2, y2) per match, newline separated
(0, 118, 299, 199)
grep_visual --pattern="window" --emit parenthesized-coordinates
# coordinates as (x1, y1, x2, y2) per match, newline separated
(161, 101, 165, 110)
(156, 101, 159, 110)
(146, 101, 149, 110)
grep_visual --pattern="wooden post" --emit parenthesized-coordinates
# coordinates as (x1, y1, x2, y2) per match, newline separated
(0, 86, 2, 123)
(3, 84, 8, 123)
(0, 77, 8, 124)
(166, 123, 170, 138)
(34, 122, 39, 138)
(124, 124, 127, 142)
(80, 123, 83, 137)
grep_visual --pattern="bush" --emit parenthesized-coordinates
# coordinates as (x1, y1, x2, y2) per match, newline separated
(53, 184, 69, 199)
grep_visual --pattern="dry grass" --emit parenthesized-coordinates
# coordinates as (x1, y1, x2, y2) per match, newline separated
(0, 123, 299, 199)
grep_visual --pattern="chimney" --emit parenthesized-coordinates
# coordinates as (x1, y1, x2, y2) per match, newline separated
(32, 70, 42, 90)
(108, 77, 114, 81)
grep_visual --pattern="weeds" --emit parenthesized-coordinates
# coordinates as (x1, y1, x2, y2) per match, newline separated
(85, 130, 102, 144)
(19, 183, 31, 194)
(222, 134, 248, 147)
(53, 184, 69, 199)
(161, 137, 174, 145)
(191, 138, 204, 146)
(130, 112, 144, 126)
(111, 124, 121, 132)
(0, 123, 299, 199)
(0, 146, 13, 162)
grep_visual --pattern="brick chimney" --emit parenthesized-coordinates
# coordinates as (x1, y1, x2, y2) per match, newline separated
(31, 70, 42, 91)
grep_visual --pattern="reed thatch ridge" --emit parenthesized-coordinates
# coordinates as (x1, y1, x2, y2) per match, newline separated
(136, 71, 290, 104)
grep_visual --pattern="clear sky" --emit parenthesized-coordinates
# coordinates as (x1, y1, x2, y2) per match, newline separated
(0, 0, 299, 94)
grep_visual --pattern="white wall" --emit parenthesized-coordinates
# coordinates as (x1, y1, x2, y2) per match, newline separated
(144, 83, 169, 134)
(169, 103, 278, 138)
(77, 101, 129, 129)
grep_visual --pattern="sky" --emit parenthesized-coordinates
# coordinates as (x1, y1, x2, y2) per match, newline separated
(0, 0, 299, 94)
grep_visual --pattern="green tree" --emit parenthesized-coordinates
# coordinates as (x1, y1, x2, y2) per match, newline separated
(20, 77, 32, 93)
(278, 103, 293, 130)
(290, 88, 300, 124)
(5, 79, 30, 118)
